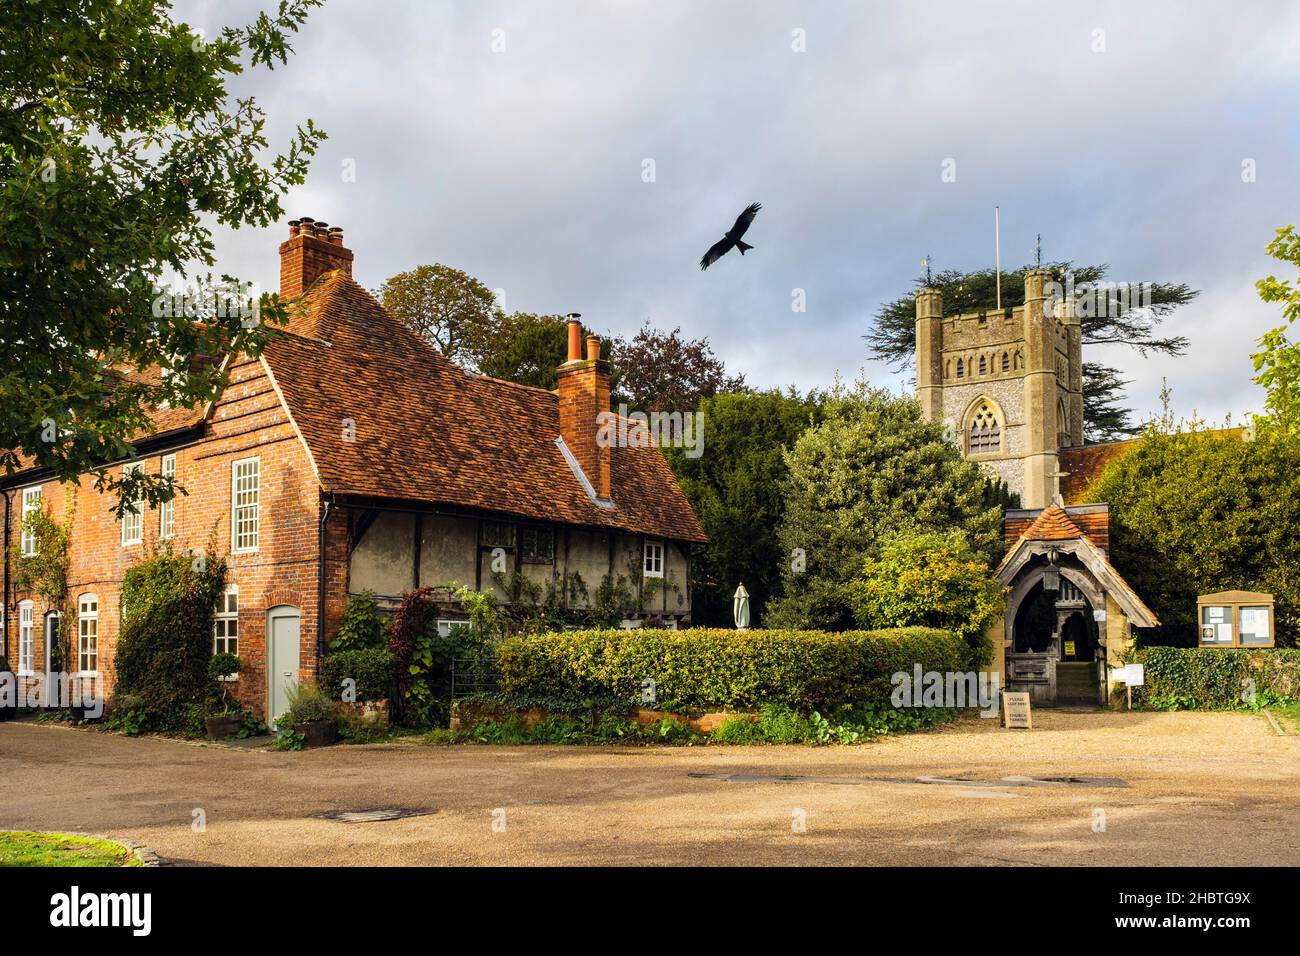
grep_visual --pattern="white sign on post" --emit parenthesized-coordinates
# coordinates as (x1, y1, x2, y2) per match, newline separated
(1114, 664, 1144, 686)
(1113, 663, 1144, 711)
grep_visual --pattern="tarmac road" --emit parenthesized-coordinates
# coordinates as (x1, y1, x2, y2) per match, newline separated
(1, 709, 1295, 866)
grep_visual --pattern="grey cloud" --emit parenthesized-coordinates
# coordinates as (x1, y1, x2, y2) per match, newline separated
(185, 0, 1300, 422)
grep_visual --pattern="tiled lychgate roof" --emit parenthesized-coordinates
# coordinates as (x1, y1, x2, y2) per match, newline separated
(1004, 502, 1110, 552)
(262, 271, 707, 543)
(997, 501, 1158, 626)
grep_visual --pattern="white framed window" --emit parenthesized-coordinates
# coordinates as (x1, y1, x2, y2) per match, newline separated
(437, 619, 472, 639)
(20, 486, 42, 556)
(18, 601, 34, 676)
(121, 462, 143, 545)
(213, 586, 239, 675)
(77, 594, 99, 675)
(643, 539, 665, 578)
(231, 457, 260, 552)
(159, 453, 176, 539)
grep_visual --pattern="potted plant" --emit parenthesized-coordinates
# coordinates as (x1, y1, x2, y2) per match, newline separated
(203, 652, 243, 740)
(283, 683, 338, 748)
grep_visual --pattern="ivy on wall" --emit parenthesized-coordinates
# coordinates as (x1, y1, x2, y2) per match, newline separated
(114, 546, 228, 732)
(10, 499, 74, 613)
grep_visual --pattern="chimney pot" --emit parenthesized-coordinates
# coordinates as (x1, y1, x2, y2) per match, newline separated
(586, 334, 601, 362)
(279, 215, 354, 298)
(566, 317, 583, 362)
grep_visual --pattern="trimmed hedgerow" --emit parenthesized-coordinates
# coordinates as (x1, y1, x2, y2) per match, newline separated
(497, 627, 966, 711)
(319, 648, 393, 703)
(1135, 646, 1300, 709)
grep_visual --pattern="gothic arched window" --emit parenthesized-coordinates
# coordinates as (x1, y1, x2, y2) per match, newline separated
(968, 400, 1002, 455)
(956, 358, 964, 379)
(978, 355, 987, 375)
(1002, 351, 1010, 372)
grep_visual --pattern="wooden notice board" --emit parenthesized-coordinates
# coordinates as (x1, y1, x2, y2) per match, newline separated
(1002, 691, 1032, 729)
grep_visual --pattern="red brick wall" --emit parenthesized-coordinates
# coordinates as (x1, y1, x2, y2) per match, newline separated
(3, 355, 323, 717)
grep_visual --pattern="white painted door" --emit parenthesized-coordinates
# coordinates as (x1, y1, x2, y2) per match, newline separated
(266, 607, 301, 722)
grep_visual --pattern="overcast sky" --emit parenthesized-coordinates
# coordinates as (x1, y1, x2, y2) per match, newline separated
(186, 0, 1300, 426)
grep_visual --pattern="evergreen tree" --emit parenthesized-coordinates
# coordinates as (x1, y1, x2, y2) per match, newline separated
(765, 381, 1005, 631)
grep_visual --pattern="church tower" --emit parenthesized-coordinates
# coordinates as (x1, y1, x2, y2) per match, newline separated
(914, 269, 1084, 509)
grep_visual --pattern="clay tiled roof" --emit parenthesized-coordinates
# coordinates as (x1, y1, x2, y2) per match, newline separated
(1059, 440, 1140, 504)
(1004, 503, 1110, 552)
(262, 271, 707, 543)
(1020, 502, 1083, 540)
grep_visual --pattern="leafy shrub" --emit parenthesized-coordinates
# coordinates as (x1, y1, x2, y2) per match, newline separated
(208, 653, 240, 682)
(389, 587, 486, 726)
(238, 712, 268, 738)
(712, 701, 953, 745)
(336, 709, 390, 743)
(332, 591, 386, 650)
(114, 549, 227, 731)
(498, 627, 966, 711)
(104, 694, 148, 736)
(319, 648, 393, 703)
(275, 726, 306, 751)
(1135, 646, 1300, 709)
(281, 683, 338, 725)
(846, 532, 1002, 666)
(766, 382, 1006, 630)
(207, 652, 241, 715)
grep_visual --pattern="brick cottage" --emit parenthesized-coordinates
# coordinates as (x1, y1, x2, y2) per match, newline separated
(2, 219, 706, 719)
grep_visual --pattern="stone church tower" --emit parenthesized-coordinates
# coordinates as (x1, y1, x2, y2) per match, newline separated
(915, 268, 1083, 509)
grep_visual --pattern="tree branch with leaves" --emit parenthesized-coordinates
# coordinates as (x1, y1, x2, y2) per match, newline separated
(0, 0, 326, 513)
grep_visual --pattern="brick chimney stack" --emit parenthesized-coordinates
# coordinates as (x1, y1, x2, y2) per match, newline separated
(557, 317, 612, 501)
(279, 217, 354, 298)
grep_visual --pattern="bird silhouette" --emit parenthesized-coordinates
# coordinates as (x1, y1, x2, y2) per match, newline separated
(699, 202, 761, 270)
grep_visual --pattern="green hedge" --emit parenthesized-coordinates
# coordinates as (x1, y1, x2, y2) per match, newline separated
(319, 648, 394, 703)
(1136, 646, 1300, 709)
(497, 627, 967, 710)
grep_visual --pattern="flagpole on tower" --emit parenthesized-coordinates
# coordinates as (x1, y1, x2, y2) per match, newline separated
(995, 206, 1002, 310)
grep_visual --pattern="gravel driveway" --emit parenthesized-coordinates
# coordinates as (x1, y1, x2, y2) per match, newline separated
(1, 710, 1296, 866)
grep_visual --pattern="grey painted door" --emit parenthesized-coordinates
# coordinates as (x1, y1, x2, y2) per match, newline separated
(267, 606, 301, 722)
